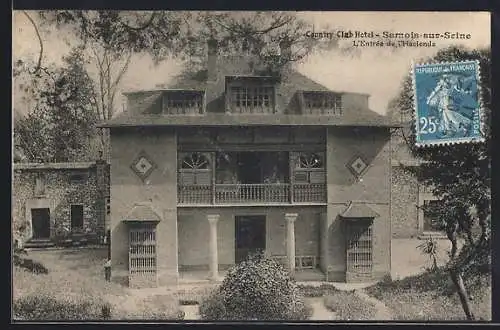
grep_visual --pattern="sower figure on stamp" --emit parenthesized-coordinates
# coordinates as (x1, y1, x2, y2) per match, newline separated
(426, 74, 474, 138)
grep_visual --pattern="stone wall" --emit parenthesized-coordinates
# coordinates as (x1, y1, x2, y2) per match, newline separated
(12, 163, 109, 243)
(391, 166, 420, 238)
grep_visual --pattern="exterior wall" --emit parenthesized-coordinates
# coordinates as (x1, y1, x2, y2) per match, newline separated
(325, 127, 392, 282)
(177, 206, 324, 268)
(12, 165, 108, 243)
(110, 128, 178, 286)
(391, 166, 420, 238)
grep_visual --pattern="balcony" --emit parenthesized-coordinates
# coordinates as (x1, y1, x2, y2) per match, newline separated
(177, 183, 326, 205)
(177, 151, 327, 206)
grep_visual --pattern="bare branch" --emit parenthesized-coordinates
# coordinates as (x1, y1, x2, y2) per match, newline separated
(255, 16, 294, 34)
(22, 11, 43, 74)
(119, 12, 157, 31)
(110, 51, 132, 91)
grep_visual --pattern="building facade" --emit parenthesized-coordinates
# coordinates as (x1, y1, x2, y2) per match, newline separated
(101, 40, 399, 288)
(389, 111, 444, 239)
(12, 160, 110, 247)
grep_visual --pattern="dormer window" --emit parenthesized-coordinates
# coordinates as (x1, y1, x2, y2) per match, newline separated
(302, 91, 342, 115)
(162, 90, 204, 115)
(226, 76, 276, 114)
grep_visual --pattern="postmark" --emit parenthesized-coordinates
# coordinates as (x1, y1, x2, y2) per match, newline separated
(412, 60, 484, 146)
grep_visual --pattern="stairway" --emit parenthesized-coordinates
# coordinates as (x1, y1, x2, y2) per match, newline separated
(23, 239, 56, 249)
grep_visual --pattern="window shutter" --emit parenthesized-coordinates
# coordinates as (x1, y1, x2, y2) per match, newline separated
(180, 172, 195, 185)
(195, 171, 211, 185)
(309, 170, 326, 183)
(294, 171, 309, 183)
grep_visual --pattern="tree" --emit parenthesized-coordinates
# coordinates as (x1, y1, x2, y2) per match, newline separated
(14, 48, 99, 162)
(393, 45, 491, 320)
(35, 11, 342, 74)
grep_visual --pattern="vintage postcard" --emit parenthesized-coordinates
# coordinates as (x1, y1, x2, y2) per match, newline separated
(12, 11, 492, 322)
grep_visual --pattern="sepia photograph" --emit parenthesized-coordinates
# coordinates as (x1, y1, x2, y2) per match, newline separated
(12, 10, 491, 322)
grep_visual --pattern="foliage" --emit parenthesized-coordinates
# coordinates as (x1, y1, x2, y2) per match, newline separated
(13, 292, 110, 320)
(393, 45, 491, 320)
(417, 236, 439, 271)
(14, 48, 100, 162)
(364, 269, 491, 320)
(297, 284, 341, 297)
(35, 11, 341, 75)
(12, 241, 49, 274)
(323, 291, 376, 320)
(199, 254, 312, 320)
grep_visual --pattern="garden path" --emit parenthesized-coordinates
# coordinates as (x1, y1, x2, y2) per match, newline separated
(354, 290, 394, 320)
(306, 298, 337, 320)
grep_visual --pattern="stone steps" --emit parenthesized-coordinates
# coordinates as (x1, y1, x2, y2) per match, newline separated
(23, 239, 55, 249)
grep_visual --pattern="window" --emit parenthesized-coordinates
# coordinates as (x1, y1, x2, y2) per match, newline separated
(178, 152, 211, 185)
(70, 204, 84, 230)
(303, 92, 342, 115)
(422, 200, 444, 232)
(346, 220, 373, 277)
(230, 85, 274, 113)
(163, 91, 204, 115)
(293, 152, 326, 184)
(69, 173, 87, 184)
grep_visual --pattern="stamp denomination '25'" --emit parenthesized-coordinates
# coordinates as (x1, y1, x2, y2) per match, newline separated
(412, 60, 484, 146)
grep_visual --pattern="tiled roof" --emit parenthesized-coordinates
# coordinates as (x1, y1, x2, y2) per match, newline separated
(102, 113, 397, 127)
(339, 201, 380, 219)
(123, 202, 162, 222)
(101, 55, 399, 128)
(13, 162, 96, 170)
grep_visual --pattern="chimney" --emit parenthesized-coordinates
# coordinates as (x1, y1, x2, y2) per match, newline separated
(279, 39, 292, 76)
(207, 39, 218, 81)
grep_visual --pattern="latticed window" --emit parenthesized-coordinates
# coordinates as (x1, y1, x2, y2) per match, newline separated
(293, 152, 326, 184)
(163, 91, 204, 115)
(179, 152, 211, 185)
(128, 224, 157, 288)
(346, 220, 373, 276)
(230, 85, 275, 113)
(303, 91, 342, 115)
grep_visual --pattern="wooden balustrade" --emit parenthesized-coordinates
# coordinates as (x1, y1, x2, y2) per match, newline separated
(215, 184, 290, 204)
(177, 185, 212, 204)
(292, 183, 327, 203)
(178, 183, 326, 205)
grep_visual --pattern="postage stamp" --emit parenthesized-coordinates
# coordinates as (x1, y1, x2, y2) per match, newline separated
(412, 60, 484, 147)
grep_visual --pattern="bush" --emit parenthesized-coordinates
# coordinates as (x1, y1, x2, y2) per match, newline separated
(297, 284, 341, 297)
(13, 246, 48, 274)
(324, 291, 376, 320)
(13, 293, 109, 320)
(199, 254, 312, 321)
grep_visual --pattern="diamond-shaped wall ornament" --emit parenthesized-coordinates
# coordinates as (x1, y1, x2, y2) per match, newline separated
(130, 151, 157, 182)
(346, 154, 369, 178)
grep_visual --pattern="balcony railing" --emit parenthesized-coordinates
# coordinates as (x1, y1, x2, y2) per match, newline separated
(177, 183, 326, 205)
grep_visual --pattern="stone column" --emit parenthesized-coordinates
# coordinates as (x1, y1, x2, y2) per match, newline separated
(207, 214, 220, 281)
(285, 213, 298, 275)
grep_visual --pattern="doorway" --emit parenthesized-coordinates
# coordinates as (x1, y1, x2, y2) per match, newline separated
(235, 215, 266, 263)
(237, 152, 262, 184)
(31, 208, 50, 239)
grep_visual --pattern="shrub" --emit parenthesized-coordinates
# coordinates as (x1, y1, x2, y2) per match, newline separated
(324, 291, 376, 320)
(297, 284, 341, 297)
(199, 254, 312, 321)
(13, 292, 109, 320)
(13, 246, 48, 274)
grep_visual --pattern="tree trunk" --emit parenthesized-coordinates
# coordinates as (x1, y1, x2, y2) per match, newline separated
(450, 270, 475, 320)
